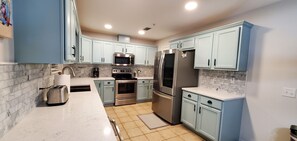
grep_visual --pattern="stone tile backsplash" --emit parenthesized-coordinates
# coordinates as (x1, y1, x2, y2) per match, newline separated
(0, 64, 53, 138)
(198, 70, 247, 95)
(64, 64, 154, 78)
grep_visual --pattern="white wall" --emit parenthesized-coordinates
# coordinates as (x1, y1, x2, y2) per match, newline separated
(0, 38, 14, 63)
(157, 0, 297, 140)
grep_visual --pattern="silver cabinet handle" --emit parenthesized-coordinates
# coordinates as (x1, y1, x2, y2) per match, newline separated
(147, 60, 149, 65)
(109, 117, 123, 141)
(122, 48, 124, 53)
(144, 60, 146, 64)
(125, 48, 127, 53)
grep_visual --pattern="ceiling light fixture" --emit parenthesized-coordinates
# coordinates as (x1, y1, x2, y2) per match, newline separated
(185, 1, 198, 11)
(104, 24, 112, 29)
(138, 30, 145, 35)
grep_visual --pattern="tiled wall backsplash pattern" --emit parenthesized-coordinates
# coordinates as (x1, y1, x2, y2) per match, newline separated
(199, 70, 247, 95)
(64, 64, 154, 78)
(0, 64, 53, 138)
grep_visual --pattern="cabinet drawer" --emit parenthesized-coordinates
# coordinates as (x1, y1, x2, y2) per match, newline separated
(183, 91, 198, 102)
(104, 81, 114, 86)
(200, 96, 222, 110)
(138, 80, 150, 84)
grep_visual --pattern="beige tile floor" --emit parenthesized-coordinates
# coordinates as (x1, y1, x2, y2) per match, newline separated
(105, 102, 205, 141)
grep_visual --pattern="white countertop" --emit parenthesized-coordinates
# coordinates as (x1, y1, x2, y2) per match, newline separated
(0, 78, 117, 141)
(135, 77, 153, 80)
(182, 87, 245, 101)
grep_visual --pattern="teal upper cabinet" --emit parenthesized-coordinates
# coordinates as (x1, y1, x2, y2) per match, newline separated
(194, 33, 214, 69)
(194, 21, 253, 71)
(135, 46, 147, 65)
(80, 36, 92, 63)
(93, 40, 114, 64)
(170, 37, 195, 51)
(135, 46, 157, 66)
(114, 43, 135, 54)
(13, 0, 81, 64)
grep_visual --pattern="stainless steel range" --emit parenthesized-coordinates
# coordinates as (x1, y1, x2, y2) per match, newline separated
(112, 68, 137, 106)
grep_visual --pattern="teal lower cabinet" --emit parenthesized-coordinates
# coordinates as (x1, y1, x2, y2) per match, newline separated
(137, 79, 153, 101)
(181, 91, 243, 141)
(181, 92, 198, 129)
(94, 80, 115, 105)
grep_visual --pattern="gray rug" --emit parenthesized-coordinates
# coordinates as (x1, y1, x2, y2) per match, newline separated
(138, 113, 168, 129)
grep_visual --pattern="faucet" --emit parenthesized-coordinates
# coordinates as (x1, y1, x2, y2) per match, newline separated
(62, 66, 76, 77)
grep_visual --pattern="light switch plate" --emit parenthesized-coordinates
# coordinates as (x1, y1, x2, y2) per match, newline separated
(282, 87, 296, 98)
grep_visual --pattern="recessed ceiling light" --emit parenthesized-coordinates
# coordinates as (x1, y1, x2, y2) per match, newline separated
(104, 24, 112, 29)
(185, 1, 198, 11)
(138, 30, 145, 35)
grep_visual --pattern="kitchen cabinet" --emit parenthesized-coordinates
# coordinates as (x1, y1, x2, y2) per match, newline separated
(13, 0, 81, 64)
(114, 43, 135, 54)
(137, 79, 153, 101)
(181, 90, 244, 141)
(194, 21, 253, 71)
(170, 37, 195, 51)
(134, 46, 157, 66)
(181, 92, 198, 129)
(80, 36, 92, 63)
(94, 80, 115, 105)
(93, 40, 114, 64)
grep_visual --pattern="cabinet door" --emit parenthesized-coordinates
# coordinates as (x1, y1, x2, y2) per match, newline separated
(92, 41, 104, 63)
(148, 84, 153, 99)
(94, 81, 104, 103)
(194, 33, 214, 69)
(146, 47, 157, 66)
(65, 0, 76, 61)
(103, 85, 115, 104)
(114, 43, 125, 53)
(212, 26, 240, 69)
(181, 98, 197, 129)
(197, 104, 221, 141)
(134, 46, 147, 65)
(180, 37, 195, 50)
(102, 42, 114, 64)
(137, 84, 149, 100)
(125, 44, 135, 54)
(170, 42, 179, 49)
(81, 37, 92, 63)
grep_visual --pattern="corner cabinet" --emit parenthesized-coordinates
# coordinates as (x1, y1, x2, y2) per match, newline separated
(194, 21, 253, 71)
(94, 80, 115, 105)
(13, 0, 81, 64)
(80, 36, 92, 63)
(92, 40, 115, 64)
(181, 90, 244, 141)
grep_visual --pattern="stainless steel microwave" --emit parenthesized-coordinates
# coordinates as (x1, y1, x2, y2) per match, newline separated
(113, 53, 135, 66)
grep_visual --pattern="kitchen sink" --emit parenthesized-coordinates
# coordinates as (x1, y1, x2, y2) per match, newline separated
(70, 85, 91, 92)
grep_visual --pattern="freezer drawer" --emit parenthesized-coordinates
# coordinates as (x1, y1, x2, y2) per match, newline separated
(152, 90, 173, 123)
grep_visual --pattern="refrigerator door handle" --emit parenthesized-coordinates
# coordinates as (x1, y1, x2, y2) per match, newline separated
(154, 90, 172, 100)
(159, 53, 164, 89)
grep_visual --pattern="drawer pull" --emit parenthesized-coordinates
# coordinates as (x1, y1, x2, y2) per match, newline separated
(108, 82, 110, 84)
(187, 94, 191, 98)
(207, 100, 212, 105)
(199, 107, 201, 114)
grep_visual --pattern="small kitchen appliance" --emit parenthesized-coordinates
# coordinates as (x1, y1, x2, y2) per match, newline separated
(47, 85, 69, 105)
(92, 67, 99, 77)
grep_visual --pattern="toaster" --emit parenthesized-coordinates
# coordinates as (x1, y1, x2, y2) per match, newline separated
(47, 85, 69, 105)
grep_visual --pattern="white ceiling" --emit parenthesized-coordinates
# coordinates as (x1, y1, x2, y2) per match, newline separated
(77, 0, 282, 41)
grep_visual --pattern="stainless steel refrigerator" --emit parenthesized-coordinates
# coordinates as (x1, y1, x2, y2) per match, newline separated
(152, 49, 198, 124)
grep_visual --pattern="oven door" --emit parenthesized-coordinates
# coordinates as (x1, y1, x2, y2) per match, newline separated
(115, 80, 137, 99)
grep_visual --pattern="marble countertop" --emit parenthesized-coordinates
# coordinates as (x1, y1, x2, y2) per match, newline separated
(182, 87, 245, 101)
(0, 78, 117, 141)
(135, 77, 153, 80)
(92, 77, 115, 81)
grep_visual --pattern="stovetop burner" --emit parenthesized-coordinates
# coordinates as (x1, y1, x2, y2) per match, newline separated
(112, 68, 136, 80)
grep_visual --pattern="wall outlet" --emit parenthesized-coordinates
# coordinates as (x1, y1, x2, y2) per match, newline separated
(282, 87, 296, 98)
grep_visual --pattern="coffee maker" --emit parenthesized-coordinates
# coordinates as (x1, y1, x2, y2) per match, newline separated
(92, 67, 99, 78)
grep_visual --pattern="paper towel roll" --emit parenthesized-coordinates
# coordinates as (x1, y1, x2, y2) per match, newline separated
(54, 74, 71, 92)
